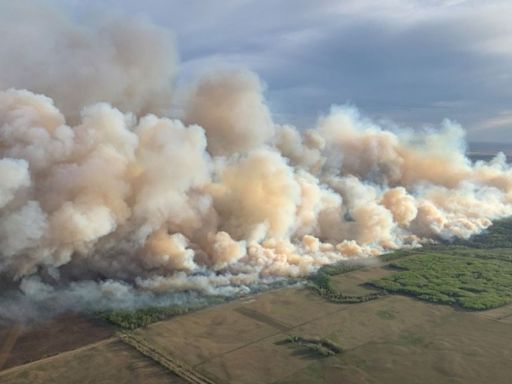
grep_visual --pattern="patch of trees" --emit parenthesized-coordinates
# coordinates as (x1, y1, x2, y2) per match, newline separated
(453, 218, 512, 249)
(371, 252, 512, 310)
(309, 272, 387, 304)
(315, 260, 366, 275)
(379, 249, 417, 262)
(280, 335, 342, 357)
(101, 306, 195, 329)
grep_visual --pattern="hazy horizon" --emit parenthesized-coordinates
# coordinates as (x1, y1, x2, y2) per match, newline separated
(42, 0, 512, 144)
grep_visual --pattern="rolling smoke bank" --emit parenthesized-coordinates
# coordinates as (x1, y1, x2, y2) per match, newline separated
(2, 2, 512, 320)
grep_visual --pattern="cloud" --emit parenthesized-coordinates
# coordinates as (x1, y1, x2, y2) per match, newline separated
(472, 110, 512, 142)
(66, 0, 512, 142)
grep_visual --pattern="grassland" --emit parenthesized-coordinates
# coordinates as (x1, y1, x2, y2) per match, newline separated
(0, 338, 187, 384)
(3, 270, 512, 383)
(3, 218, 512, 383)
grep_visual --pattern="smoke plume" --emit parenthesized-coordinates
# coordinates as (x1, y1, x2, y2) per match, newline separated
(1, 2, 512, 319)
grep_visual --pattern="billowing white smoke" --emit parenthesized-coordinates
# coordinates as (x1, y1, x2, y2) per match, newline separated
(1, 2, 512, 319)
(0, 1, 177, 122)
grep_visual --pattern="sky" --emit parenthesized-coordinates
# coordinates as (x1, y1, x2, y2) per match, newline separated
(40, 0, 512, 142)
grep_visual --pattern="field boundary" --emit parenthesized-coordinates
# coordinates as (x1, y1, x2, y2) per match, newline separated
(119, 332, 217, 384)
(235, 306, 292, 331)
(0, 338, 115, 378)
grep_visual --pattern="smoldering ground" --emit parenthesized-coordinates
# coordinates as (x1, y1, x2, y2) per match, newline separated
(1, 1, 512, 321)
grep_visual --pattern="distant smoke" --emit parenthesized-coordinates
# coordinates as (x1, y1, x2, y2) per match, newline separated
(1, 2, 512, 320)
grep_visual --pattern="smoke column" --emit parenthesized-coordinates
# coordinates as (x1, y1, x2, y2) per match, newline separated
(1, 2, 512, 319)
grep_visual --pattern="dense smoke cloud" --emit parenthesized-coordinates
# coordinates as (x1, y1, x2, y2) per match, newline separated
(0, 1, 177, 122)
(1, 2, 512, 320)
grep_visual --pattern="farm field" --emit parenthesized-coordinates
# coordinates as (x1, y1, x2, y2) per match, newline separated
(2, 220, 512, 383)
(0, 338, 186, 384)
(0, 314, 115, 371)
(2, 271, 512, 383)
(121, 282, 512, 384)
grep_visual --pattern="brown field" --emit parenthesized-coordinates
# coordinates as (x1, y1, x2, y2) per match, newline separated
(329, 266, 394, 295)
(0, 314, 115, 370)
(0, 338, 186, 384)
(1, 266, 511, 383)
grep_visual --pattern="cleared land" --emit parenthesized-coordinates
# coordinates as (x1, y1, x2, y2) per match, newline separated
(0, 314, 115, 370)
(2, 276, 512, 383)
(2, 219, 512, 383)
(0, 338, 186, 384)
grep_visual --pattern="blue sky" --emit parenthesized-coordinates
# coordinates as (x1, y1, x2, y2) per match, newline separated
(49, 0, 512, 142)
